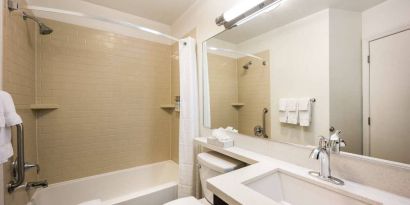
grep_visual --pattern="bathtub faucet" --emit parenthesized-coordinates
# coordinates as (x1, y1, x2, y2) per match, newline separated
(24, 180, 48, 191)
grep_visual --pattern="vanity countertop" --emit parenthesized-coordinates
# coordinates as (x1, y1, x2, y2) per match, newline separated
(195, 137, 410, 205)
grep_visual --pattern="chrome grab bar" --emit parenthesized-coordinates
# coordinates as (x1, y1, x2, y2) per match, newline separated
(254, 108, 269, 138)
(262, 108, 269, 138)
(8, 124, 25, 193)
(7, 124, 47, 193)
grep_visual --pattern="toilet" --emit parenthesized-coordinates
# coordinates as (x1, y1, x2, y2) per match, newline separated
(165, 151, 244, 205)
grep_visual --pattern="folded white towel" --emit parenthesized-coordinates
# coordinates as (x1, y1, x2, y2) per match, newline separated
(298, 98, 312, 126)
(0, 91, 22, 127)
(278, 99, 287, 123)
(225, 126, 238, 133)
(211, 127, 233, 141)
(78, 199, 102, 205)
(0, 91, 22, 164)
(0, 129, 13, 164)
(286, 98, 298, 124)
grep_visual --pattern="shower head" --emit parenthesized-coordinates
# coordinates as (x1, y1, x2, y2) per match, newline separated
(22, 12, 53, 35)
(243, 61, 252, 70)
(38, 23, 53, 35)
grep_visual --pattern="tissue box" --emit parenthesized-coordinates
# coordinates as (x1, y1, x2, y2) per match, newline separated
(207, 137, 234, 148)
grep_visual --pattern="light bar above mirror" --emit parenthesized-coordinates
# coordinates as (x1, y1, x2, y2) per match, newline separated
(215, 0, 285, 29)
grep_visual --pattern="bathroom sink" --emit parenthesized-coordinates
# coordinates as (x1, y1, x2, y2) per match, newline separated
(244, 170, 380, 205)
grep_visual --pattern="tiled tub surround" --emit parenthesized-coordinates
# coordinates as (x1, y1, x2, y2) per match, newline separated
(195, 137, 410, 205)
(207, 51, 270, 136)
(35, 19, 173, 183)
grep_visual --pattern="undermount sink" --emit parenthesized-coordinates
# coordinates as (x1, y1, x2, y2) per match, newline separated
(244, 169, 380, 205)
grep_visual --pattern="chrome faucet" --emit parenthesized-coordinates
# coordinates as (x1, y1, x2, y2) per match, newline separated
(308, 131, 345, 185)
(25, 180, 48, 191)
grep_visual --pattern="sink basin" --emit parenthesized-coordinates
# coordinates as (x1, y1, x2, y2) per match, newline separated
(244, 170, 380, 205)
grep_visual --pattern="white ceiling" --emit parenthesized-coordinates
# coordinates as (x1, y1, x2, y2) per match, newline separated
(215, 0, 386, 44)
(82, 0, 197, 25)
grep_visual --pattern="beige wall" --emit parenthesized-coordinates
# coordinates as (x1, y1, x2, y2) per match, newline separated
(208, 53, 238, 129)
(237, 51, 270, 136)
(237, 10, 331, 146)
(2, 0, 38, 204)
(329, 9, 362, 154)
(35, 19, 172, 183)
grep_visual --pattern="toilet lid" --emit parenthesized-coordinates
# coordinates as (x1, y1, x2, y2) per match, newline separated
(164, 197, 203, 205)
(197, 151, 244, 173)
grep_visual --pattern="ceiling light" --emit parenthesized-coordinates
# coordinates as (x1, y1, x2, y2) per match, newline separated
(215, 0, 284, 29)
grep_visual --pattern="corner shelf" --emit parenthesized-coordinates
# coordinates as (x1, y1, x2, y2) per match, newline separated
(30, 104, 60, 110)
(160, 104, 176, 110)
(231, 103, 245, 108)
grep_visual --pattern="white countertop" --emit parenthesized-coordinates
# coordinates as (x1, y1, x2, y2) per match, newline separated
(195, 137, 410, 205)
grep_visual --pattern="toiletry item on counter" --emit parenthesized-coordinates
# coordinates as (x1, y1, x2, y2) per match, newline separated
(207, 127, 236, 148)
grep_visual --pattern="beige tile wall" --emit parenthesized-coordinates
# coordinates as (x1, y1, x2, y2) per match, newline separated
(207, 51, 270, 136)
(35, 19, 173, 183)
(2, 0, 38, 204)
(237, 51, 270, 136)
(208, 53, 239, 129)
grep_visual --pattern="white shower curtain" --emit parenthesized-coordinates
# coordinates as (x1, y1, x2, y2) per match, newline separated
(178, 37, 199, 198)
(202, 42, 211, 128)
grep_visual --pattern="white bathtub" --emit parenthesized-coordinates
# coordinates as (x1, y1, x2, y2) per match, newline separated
(28, 161, 178, 205)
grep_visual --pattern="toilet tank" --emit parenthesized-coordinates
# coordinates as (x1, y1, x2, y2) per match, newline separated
(197, 151, 245, 204)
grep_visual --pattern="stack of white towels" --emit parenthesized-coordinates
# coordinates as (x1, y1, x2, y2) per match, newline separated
(0, 91, 23, 164)
(279, 98, 312, 126)
(207, 127, 237, 148)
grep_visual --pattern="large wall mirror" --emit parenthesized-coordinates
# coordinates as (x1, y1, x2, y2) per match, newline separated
(203, 0, 410, 165)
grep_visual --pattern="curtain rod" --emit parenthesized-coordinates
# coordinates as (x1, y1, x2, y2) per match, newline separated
(22, 5, 181, 42)
(207, 46, 265, 61)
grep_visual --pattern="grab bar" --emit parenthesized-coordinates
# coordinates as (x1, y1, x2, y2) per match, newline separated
(254, 108, 269, 138)
(8, 124, 25, 193)
(262, 108, 269, 138)
(7, 124, 47, 193)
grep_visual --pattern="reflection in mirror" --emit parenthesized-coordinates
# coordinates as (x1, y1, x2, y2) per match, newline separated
(205, 41, 270, 138)
(203, 0, 410, 165)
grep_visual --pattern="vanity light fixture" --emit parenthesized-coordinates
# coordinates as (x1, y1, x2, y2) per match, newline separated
(215, 0, 284, 29)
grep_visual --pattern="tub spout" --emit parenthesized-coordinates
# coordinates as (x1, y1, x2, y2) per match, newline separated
(25, 180, 48, 191)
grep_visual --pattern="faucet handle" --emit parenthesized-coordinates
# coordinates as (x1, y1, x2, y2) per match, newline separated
(25, 180, 48, 191)
(24, 163, 40, 174)
(317, 136, 328, 148)
(329, 130, 345, 153)
(339, 139, 346, 147)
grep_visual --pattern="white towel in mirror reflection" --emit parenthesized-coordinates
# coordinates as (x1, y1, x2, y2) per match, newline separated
(298, 98, 312, 126)
(287, 98, 298, 124)
(278, 98, 312, 126)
